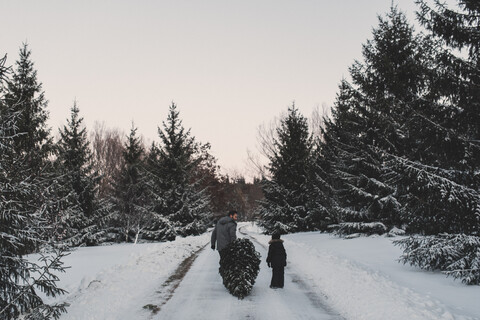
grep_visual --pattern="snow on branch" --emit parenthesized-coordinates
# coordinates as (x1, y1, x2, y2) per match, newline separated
(394, 234, 480, 285)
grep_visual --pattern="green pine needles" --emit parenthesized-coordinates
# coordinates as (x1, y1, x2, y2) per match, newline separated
(219, 238, 261, 299)
(394, 234, 480, 285)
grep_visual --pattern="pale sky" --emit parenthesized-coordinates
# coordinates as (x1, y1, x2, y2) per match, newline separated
(1, 0, 436, 178)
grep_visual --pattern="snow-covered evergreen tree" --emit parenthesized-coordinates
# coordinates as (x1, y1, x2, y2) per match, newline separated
(319, 81, 383, 232)
(54, 103, 107, 246)
(258, 105, 316, 233)
(142, 142, 176, 241)
(145, 103, 211, 237)
(394, 234, 480, 285)
(111, 124, 155, 242)
(4, 44, 52, 172)
(0, 53, 68, 320)
(397, 0, 480, 234)
(390, 155, 480, 234)
(318, 7, 432, 235)
(416, 0, 480, 171)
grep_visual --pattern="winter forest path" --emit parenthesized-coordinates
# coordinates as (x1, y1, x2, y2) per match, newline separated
(152, 227, 343, 320)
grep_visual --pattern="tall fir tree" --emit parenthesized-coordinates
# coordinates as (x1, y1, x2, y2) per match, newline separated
(4, 43, 52, 171)
(145, 103, 211, 237)
(55, 102, 106, 246)
(258, 104, 315, 234)
(1, 44, 63, 245)
(416, 0, 480, 170)
(389, 0, 480, 234)
(0, 53, 68, 320)
(112, 124, 154, 242)
(315, 81, 369, 229)
(318, 6, 434, 235)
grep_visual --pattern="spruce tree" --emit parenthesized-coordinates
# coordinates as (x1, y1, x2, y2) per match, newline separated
(369, 1, 480, 282)
(145, 103, 211, 237)
(416, 0, 480, 168)
(143, 142, 176, 241)
(55, 102, 105, 246)
(319, 81, 391, 235)
(112, 124, 153, 242)
(0, 54, 68, 320)
(319, 7, 432, 235)
(4, 43, 52, 171)
(402, 0, 480, 234)
(258, 104, 315, 233)
(311, 81, 363, 231)
(219, 238, 261, 299)
(373, 1, 480, 235)
(1, 44, 63, 247)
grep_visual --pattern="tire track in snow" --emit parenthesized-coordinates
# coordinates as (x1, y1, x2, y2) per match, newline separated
(154, 228, 342, 320)
(239, 226, 345, 320)
(145, 244, 208, 317)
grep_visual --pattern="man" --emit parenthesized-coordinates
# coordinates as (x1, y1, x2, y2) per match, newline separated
(211, 210, 238, 253)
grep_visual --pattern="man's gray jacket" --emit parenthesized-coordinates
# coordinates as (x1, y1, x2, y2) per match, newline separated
(211, 216, 237, 252)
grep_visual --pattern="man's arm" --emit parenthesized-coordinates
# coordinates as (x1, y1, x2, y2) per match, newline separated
(211, 224, 217, 250)
(229, 223, 237, 242)
(266, 246, 272, 267)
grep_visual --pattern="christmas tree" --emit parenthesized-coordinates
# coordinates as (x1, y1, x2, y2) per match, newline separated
(219, 239, 261, 299)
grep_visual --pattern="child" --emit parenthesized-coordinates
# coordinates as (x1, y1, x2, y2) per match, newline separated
(266, 233, 287, 288)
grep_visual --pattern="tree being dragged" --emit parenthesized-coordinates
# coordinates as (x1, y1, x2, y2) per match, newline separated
(145, 103, 212, 237)
(219, 238, 261, 299)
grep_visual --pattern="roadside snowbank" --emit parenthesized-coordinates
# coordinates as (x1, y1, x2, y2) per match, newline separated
(43, 234, 210, 320)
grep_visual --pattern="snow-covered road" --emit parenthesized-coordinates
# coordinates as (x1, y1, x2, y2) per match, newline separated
(43, 223, 479, 320)
(154, 235, 342, 320)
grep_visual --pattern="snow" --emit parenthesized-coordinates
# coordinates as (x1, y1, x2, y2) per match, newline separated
(40, 235, 210, 320)
(35, 223, 480, 320)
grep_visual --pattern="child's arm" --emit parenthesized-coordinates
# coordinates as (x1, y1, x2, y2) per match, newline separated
(266, 245, 272, 267)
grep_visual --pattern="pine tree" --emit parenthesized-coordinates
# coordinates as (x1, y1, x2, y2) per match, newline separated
(57, 103, 96, 216)
(145, 103, 211, 237)
(142, 142, 176, 241)
(400, 0, 480, 234)
(318, 7, 433, 235)
(112, 124, 153, 242)
(1, 44, 63, 248)
(0, 54, 68, 320)
(258, 104, 315, 233)
(388, 154, 480, 234)
(4, 43, 52, 171)
(394, 234, 480, 285)
(416, 0, 480, 169)
(55, 102, 106, 246)
(318, 81, 391, 235)
(219, 238, 261, 299)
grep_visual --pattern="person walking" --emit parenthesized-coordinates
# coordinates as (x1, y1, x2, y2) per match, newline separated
(266, 233, 287, 289)
(211, 210, 238, 254)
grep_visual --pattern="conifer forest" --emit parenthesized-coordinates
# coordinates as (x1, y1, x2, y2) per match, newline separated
(1, 1, 480, 319)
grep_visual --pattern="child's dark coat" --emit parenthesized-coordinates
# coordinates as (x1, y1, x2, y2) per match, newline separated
(266, 239, 287, 288)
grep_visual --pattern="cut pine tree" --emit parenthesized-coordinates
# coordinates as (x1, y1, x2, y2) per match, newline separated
(219, 238, 261, 299)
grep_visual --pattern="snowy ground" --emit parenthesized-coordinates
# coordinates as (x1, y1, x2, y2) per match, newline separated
(37, 223, 480, 320)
